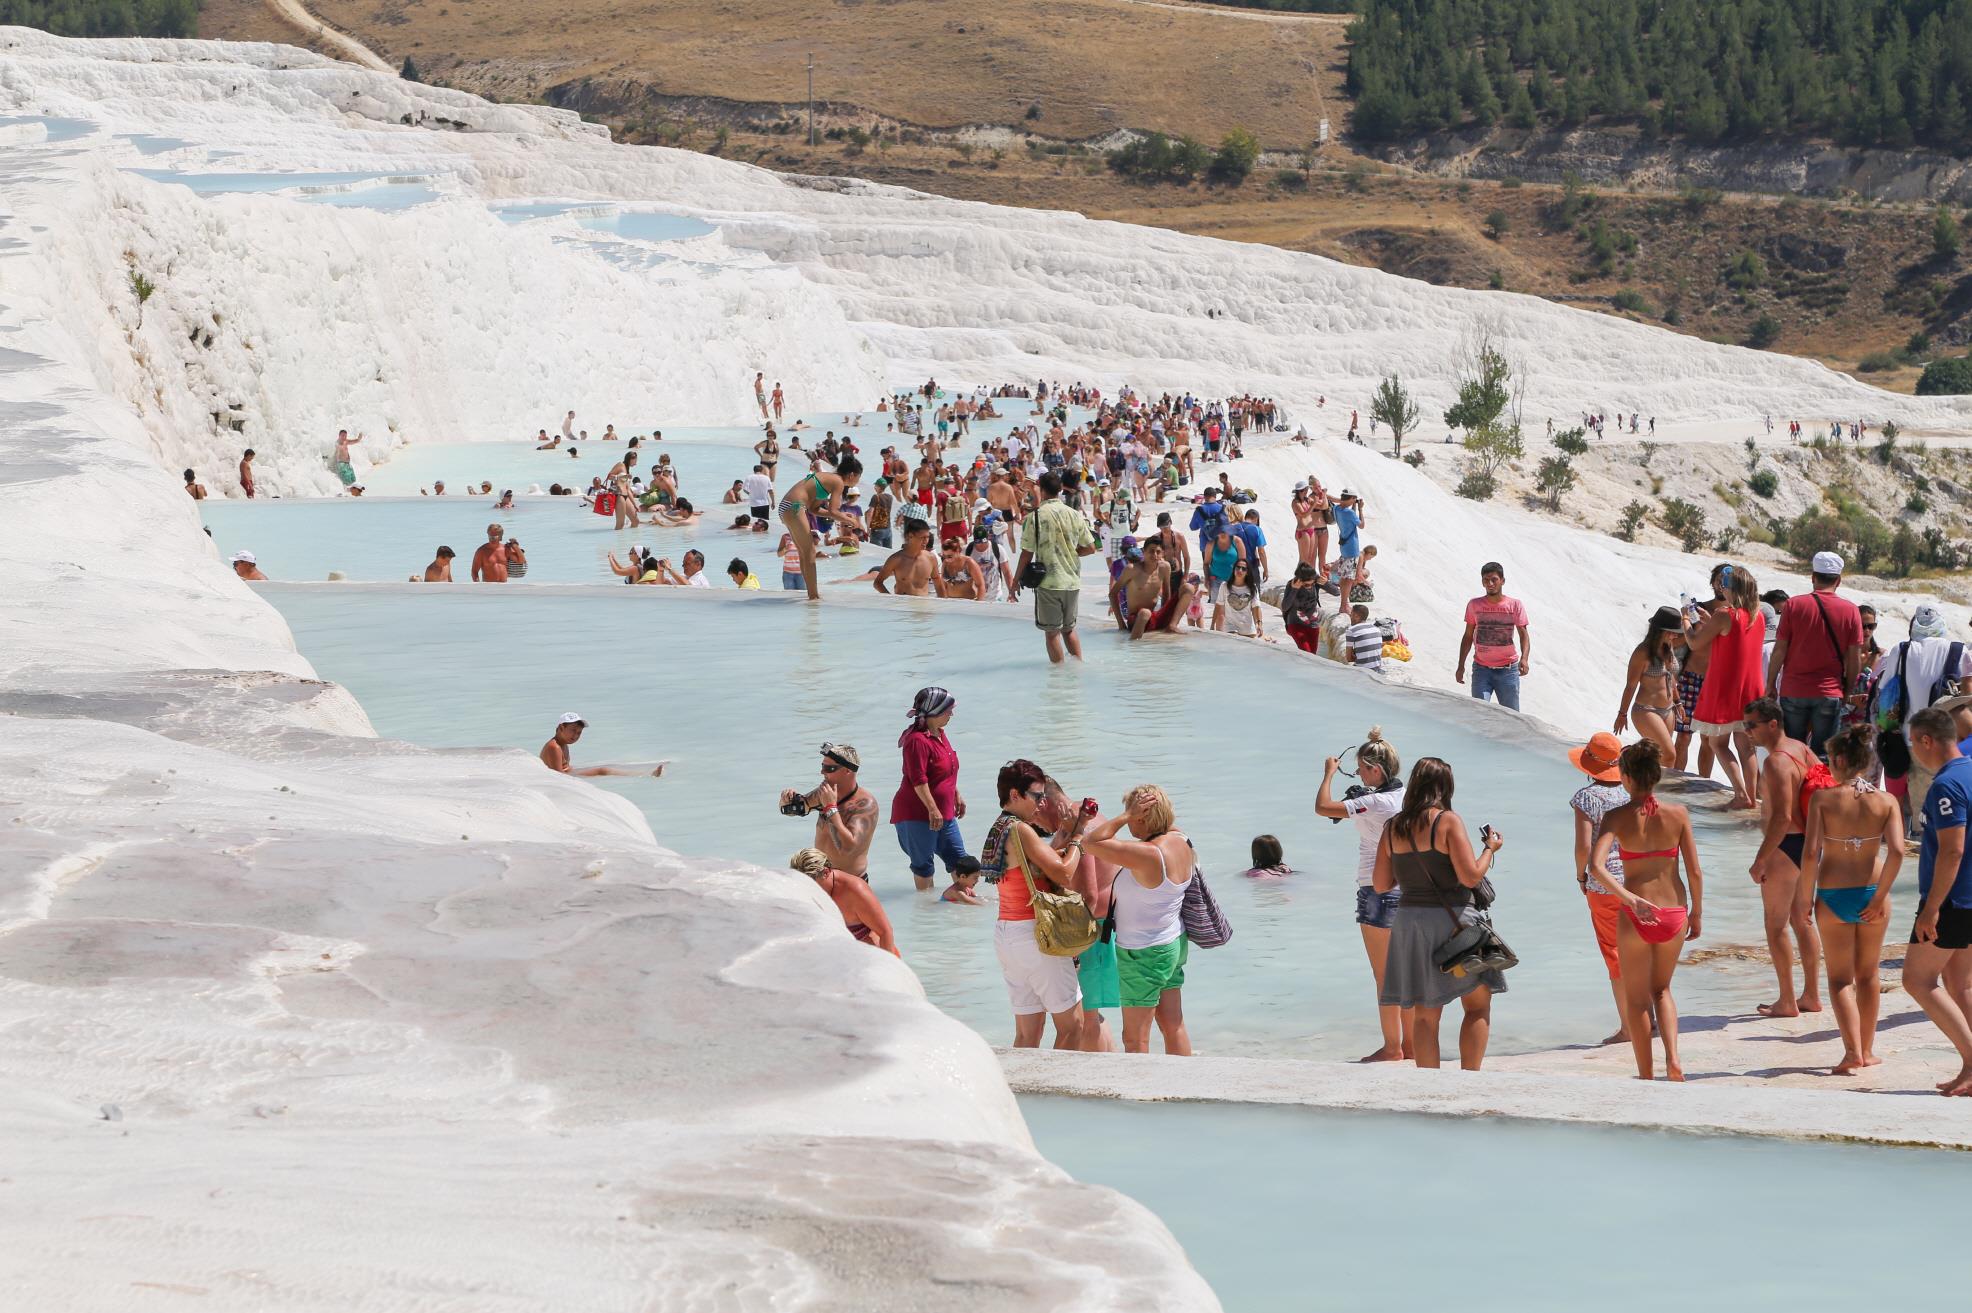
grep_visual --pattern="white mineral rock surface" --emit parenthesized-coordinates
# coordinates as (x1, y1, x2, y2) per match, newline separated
(0, 30, 1213, 1311)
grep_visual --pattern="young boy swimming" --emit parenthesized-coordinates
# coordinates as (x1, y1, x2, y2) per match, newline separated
(941, 856, 983, 905)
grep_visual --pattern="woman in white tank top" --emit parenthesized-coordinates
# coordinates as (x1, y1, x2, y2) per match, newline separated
(1082, 784, 1195, 1055)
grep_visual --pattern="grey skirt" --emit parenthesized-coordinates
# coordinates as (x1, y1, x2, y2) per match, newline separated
(1379, 905, 1508, 1009)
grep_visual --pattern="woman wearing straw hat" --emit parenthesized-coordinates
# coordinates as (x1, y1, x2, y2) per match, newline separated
(1569, 730, 1644, 1045)
(892, 686, 970, 891)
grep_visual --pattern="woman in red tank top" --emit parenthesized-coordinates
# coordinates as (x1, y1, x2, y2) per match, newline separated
(1687, 563, 1767, 810)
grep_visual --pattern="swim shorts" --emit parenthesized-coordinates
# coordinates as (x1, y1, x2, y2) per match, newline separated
(1913, 904, 1972, 952)
(1117, 937, 1188, 1008)
(1675, 670, 1703, 733)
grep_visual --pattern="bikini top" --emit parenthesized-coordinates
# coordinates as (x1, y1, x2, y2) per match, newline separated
(1617, 795, 1679, 862)
(1822, 778, 1885, 849)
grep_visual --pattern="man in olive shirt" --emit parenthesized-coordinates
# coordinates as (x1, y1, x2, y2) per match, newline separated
(1015, 469, 1099, 663)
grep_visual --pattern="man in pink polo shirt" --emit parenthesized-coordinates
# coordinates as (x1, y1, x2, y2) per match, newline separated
(1457, 561, 1531, 711)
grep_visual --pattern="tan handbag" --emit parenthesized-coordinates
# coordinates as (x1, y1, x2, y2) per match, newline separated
(1009, 826, 1099, 957)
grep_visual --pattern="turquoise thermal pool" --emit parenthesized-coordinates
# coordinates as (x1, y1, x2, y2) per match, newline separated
(266, 585, 1772, 1060)
(1019, 1095, 1960, 1313)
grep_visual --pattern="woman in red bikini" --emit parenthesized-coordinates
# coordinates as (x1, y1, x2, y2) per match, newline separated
(1588, 740, 1705, 1081)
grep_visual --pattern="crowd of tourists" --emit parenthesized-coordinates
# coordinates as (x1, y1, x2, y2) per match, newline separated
(230, 378, 1972, 1095)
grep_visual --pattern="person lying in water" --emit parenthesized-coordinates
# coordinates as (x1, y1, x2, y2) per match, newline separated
(540, 714, 665, 777)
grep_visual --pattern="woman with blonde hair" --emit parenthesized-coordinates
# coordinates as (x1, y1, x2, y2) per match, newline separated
(1801, 724, 1903, 1074)
(1589, 740, 1704, 1081)
(1316, 728, 1410, 1062)
(789, 848, 898, 957)
(1082, 784, 1196, 1055)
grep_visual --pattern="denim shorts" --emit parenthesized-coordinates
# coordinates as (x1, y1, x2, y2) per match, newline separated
(1355, 886, 1402, 929)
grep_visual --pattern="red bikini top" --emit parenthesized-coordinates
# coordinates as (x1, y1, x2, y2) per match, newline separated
(1618, 794, 1678, 861)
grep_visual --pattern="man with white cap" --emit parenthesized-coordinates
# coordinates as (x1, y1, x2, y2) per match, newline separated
(1873, 604, 1972, 831)
(539, 714, 664, 777)
(1767, 550, 1864, 757)
(229, 551, 267, 581)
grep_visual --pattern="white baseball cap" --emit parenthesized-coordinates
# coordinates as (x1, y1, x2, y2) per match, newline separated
(1811, 550, 1844, 575)
(230, 550, 256, 565)
(558, 712, 586, 727)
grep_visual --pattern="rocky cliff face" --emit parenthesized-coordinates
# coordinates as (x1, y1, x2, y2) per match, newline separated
(1382, 124, 1972, 205)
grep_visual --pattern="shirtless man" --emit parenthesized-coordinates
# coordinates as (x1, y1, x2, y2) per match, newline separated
(874, 521, 943, 597)
(780, 743, 878, 879)
(562, 410, 576, 442)
(1746, 697, 1826, 1017)
(937, 539, 986, 600)
(1112, 540, 1192, 639)
(754, 372, 769, 418)
(238, 448, 256, 499)
(540, 713, 663, 778)
(423, 545, 455, 582)
(536, 428, 559, 450)
(229, 550, 267, 581)
(471, 524, 510, 583)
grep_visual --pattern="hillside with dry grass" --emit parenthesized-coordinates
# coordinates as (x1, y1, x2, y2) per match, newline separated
(202, 0, 1971, 385)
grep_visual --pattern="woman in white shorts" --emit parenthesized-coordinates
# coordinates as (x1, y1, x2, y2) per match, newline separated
(991, 757, 1088, 1049)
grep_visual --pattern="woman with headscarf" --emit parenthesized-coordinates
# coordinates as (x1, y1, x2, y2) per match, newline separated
(892, 686, 970, 891)
(789, 848, 898, 956)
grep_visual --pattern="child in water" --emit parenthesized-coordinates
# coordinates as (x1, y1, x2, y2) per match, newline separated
(941, 856, 984, 905)
(1244, 834, 1292, 878)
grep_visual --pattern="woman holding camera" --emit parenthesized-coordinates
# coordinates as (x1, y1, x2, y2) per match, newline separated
(1373, 757, 1505, 1070)
(1081, 785, 1195, 1056)
(1589, 740, 1703, 1082)
(1316, 728, 1409, 1063)
(892, 687, 969, 891)
(993, 758, 1087, 1050)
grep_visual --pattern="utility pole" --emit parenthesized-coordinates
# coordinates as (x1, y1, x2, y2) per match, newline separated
(807, 54, 816, 147)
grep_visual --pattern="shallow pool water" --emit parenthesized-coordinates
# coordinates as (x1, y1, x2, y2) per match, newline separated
(1020, 1095, 1954, 1312)
(120, 133, 193, 156)
(579, 211, 718, 242)
(0, 114, 94, 143)
(302, 182, 444, 211)
(127, 169, 401, 195)
(268, 586, 1771, 1059)
(202, 492, 881, 586)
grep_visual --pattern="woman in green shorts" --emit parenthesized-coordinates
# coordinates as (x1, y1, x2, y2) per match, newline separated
(1043, 778, 1118, 1052)
(1082, 784, 1195, 1055)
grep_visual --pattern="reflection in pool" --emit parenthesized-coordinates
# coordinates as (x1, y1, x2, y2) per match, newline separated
(1021, 1094, 1955, 1313)
(266, 586, 1770, 1060)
